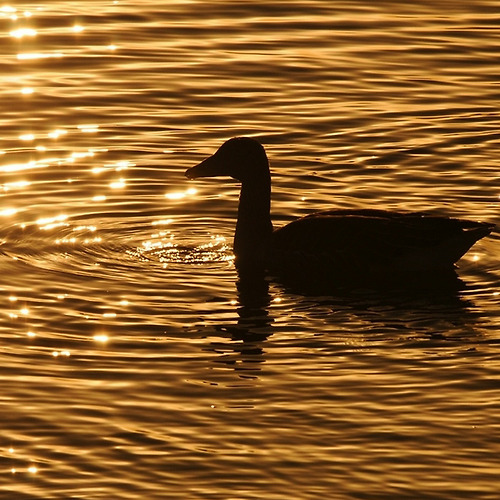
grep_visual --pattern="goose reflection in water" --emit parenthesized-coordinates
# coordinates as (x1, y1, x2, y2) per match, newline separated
(206, 261, 483, 379)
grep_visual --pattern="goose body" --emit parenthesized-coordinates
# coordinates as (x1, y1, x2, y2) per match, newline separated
(185, 137, 494, 279)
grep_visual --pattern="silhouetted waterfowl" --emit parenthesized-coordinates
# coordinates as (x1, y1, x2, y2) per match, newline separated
(185, 137, 494, 280)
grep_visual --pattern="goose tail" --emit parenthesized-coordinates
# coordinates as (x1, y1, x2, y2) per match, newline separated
(448, 221, 495, 265)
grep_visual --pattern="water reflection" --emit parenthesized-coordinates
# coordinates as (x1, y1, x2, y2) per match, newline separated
(184, 258, 485, 390)
(222, 263, 273, 342)
(0, 208, 18, 216)
(2, 181, 31, 191)
(208, 271, 271, 378)
(136, 234, 233, 265)
(10, 28, 37, 38)
(205, 260, 482, 375)
(17, 52, 64, 60)
(165, 187, 197, 200)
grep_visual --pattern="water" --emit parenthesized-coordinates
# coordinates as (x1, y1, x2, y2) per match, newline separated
(0, 1, 499, 498)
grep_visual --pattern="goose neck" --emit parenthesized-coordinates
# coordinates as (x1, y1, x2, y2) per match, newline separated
(234, 178, 273, 261)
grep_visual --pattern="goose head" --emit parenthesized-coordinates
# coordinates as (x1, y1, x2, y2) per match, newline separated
(185, 137, 269, 184)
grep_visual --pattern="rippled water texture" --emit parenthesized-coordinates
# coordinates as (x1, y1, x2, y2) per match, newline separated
(0, 1, 499, 499)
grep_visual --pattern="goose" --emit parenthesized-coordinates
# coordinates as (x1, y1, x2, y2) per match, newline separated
(185, 137, 494, 280)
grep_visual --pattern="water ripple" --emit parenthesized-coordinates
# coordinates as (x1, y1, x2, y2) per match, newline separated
(0, 1, 499, 499)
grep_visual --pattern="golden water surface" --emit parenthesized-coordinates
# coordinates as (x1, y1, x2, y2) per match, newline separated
(0, 1, 499, 499)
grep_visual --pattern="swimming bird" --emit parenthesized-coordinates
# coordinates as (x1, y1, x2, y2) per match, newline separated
(185, 137, 494, 280)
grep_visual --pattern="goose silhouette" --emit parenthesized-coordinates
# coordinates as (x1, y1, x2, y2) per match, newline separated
(186, 137, 494, 281)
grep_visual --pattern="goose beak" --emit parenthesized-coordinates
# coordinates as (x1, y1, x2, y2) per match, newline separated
(185, 153, 225, 179)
